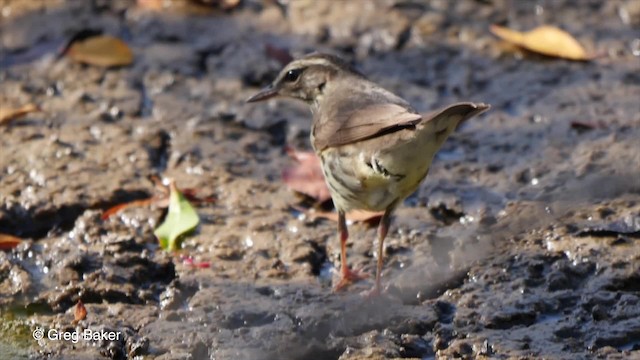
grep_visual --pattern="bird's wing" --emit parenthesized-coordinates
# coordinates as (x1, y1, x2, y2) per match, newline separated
(419, 102, 490, 138)
(313, 103, 422, 150)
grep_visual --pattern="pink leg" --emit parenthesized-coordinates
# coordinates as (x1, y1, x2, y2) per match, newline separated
(334, 211, 368, 291)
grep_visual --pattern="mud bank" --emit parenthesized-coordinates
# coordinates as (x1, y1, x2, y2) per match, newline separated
(1, 0, 639, 359)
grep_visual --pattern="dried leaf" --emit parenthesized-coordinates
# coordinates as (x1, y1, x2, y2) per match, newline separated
(490, 24, 591, 61)
(282, 147, 332, 203)
(67, 35, 133, 67)
(306, 209, 384, 225)
(570, 120, 607, 133)
(217, 0, 240, 10)
(0, 233, 22, 251)
(101, 197, 158, 220)
(0, 104, 40, 125)
(101, 178, 213, 220)
(190, 0, 241, 10)
(137, 0, 164, 10)
(154, 181, 200, 251)
(182, 188, 216, 205)
(74, 300, 87, 322)
(138, 0, 239, 12)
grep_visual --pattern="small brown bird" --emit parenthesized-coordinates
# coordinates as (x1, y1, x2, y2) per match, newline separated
(248, 53, 489, 294)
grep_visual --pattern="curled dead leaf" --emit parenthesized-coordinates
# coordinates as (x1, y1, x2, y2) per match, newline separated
(101, 198, 158, 220)
(138, 0, 240, 12)
(0, 233, 22, 251)
(0, 104, 40, 125)
(74, 300, 87, 323)
(282, 147, 332, 203)
(490, 24, 591, 61)
(101, 176, 214, 220)
(137, 0, 164, 10)
(570, 120, 606, 133)
(217, 0, 241, 10)
(67, 35, 133, 67)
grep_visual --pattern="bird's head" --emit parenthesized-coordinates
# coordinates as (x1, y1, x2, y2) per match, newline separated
(247, 53, 362, 104)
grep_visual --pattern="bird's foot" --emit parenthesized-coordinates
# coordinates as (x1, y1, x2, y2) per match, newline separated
(361, 284, 384, 298)
(333, 267, 368, 291)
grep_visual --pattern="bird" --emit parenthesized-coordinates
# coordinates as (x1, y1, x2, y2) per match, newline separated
(247, 52, 489, 295)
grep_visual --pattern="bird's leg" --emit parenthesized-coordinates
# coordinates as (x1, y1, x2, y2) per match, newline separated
(334, 210, 368, 291)
(372, 208, 393, 296)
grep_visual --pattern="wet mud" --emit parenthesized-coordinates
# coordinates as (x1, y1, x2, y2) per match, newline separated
(1, 0, 639, 359)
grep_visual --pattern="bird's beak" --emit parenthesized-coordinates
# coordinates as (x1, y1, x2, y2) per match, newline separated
(246, 85, 279, 103)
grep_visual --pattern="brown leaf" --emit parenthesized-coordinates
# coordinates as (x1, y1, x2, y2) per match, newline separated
(490, 25, 591, 61)
(137, 0, 164, 10)
(570, 120, 606, 133)
(191, 0, 241, 10)
(101, 197, 159, 220)
(101, 178, 214, 220)
(138, 0, 240, 12)
(74, 300, 87, 323)
(218, 0, 240, 10)
(0, 234, 22, 251)
(282, 147, 332, 203)
(305, 209, 384, 225)
(0, 104, 40, 125)
(67, 35, 133, 67)
(182, 188, 217, 205)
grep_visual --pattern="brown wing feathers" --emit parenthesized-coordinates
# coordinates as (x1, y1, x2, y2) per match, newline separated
(315, 103, 422, 150)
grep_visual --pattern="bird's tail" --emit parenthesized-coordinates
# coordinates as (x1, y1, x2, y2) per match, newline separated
(420, 102, 490, 148)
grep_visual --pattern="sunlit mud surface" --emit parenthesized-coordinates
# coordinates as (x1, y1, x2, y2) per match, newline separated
(1, 0, 639, 359)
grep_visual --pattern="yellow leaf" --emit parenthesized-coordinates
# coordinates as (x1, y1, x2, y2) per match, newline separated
(490, 25, 591, 61)
(67, 35, 134, 67)
(0, 103, 40, 125)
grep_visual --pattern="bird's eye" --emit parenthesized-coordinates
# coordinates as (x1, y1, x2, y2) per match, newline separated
(284, 68, 303, 82)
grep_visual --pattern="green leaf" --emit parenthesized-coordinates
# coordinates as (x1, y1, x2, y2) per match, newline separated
(154, 181, 200, 251)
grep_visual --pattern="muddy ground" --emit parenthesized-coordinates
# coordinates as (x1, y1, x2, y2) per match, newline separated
(1, 0, 639, 359)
